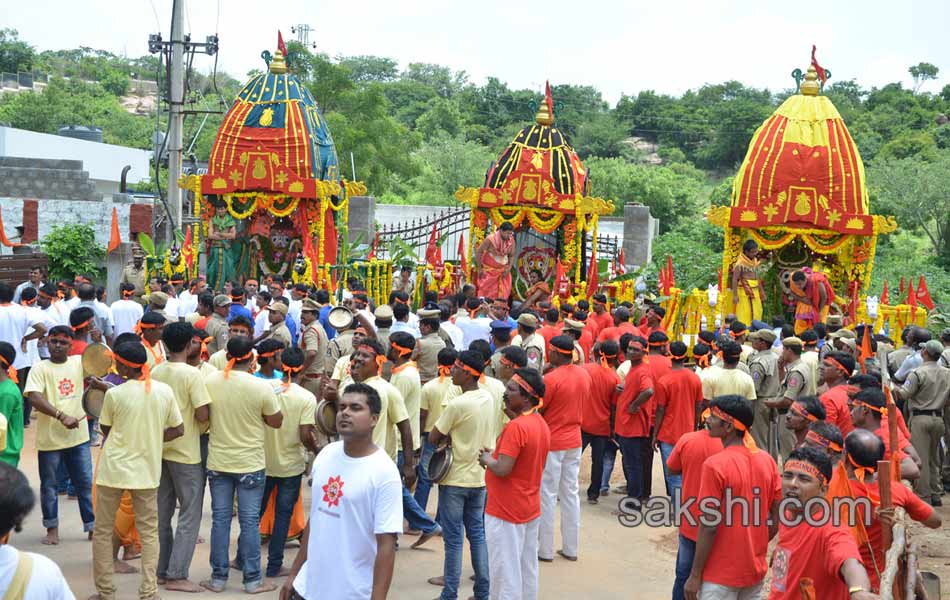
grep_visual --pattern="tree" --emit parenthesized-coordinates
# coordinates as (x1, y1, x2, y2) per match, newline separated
(391, 133, 495, 205)
(402, 63, 467, 98)
(414, 97, 465, 139)
(41, 223, 105, 282)
(909, 62, 939, 93)
(338, 55, 399, 84)
(0, 29, 35, 72)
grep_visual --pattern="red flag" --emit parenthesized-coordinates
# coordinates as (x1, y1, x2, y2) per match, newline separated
(322, 208, 338, 274)
(880, 279, 889, 305)
(859, 325, 874, 374)
(367, 231, 379, 261)
(182, 226, 194, 270)
(917, 275, 935, 310)
(586, 244, 598, 298)
(277, 31, 288, 57)
(457, 233, 467, 276)
(554, 257, 568, 296)
(810, 45, 827, 84)
(906, 280, 917, 307)
(425, 223, 442, 268)
(107, 207, 122, 253)
(544, 81, 554, 117)
(666, 255, 675, 291)
(899, 277, 905, 297)
(617, 248, 626, 275)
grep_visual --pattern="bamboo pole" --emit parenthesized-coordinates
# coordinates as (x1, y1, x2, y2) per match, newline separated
(878, 507, 907, 600)
(904, 542, 917, 600)
(879, 460, 893, 552)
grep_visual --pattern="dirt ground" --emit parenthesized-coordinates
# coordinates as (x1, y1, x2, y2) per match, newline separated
(8, 427, 950, 599)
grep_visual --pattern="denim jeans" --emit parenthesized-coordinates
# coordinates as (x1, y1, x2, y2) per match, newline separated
(659, 441, 682, 497)
(234, 473, 302, 577)
(601, 441, 617, 491)
(672, 534, 696, 600)
(208, 469, 266, 586)
(438, 485, 489, 600)
(56, 460, 74, 495)
(398, 451, 439, 535)
(413, 436, 437, 512)
(581, 432, 609, 501)
(38, 442, 95, 531)
(617, 436, 648, 499)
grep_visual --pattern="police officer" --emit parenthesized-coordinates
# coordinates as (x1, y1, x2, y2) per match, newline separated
(767, 336, 816, 460)
(748, 329, 781, 456)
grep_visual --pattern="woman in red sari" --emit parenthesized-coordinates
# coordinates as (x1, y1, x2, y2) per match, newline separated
(475, 222, 516, 300)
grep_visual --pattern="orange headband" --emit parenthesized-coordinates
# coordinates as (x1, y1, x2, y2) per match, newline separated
(438, 364, 452, 381)
(824, 357, 851, 376)
(511, 373, 543, 408)
(499, 355, 515, 368)
(110, 351, 151, 392)
(628, 340, 645, 352)
(709, 405, 758, 452)
(600, 352, 617, 369)
(784, 459, 828, 485)
(224, 351, 254, 379)
(122, 290, 135, 298)
(789, 402, 818, 422)
(805, 340, 818, 347)
(847, 453, 875, 483)
(648, 341, 667, 347)
(257, 349, 281, 358)
(71, 317, 94, 331)
(193, 335, 210, 360)
(551, 345, 573, 356)
(0, 355, 17, 384)
(358, 344, 387, 376)
(695, 353, 710, 368)
(454, 359, 483, 380)
(852, 399, 885, 415)
(805, 429, 843, 453)
(390, 341, 412, 357)
(790, 280, 806, 296)
(670, 351, 687, 360)
(136, 321, 162, 331)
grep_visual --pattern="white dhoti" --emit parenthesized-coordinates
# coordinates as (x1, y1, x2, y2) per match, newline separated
(538, 446, 581, 560)
(486, 514, 540, 600)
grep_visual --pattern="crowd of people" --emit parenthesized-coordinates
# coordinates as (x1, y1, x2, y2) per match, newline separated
(0, 258, 948, 600)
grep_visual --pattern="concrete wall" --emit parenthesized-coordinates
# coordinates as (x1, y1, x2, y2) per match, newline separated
(623, 204, 658, 268)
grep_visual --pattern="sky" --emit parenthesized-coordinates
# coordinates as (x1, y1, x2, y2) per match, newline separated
(4, 0, 949, 104)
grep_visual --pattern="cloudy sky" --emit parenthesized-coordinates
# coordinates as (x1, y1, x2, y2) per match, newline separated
(5, 0, 948, 102)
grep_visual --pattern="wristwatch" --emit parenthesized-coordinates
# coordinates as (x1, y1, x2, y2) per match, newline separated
(848, 586, 866, 596)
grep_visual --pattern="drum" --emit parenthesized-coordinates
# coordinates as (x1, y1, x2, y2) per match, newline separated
(81, 343, 113, 378)
(327, 306, 354, 331)
(315, 399, 337, 436)
(83, 387, 106, 418)
(427, 445, 453, 483)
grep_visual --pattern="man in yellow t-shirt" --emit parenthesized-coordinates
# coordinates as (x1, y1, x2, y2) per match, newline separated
(92, 341, 184, 600)
(428, 349, 495, 597)
(150, 322, 212, 592)
(24, 325, 105, 545)
(700, 341, 757, 403)
(201, 337, 283, 594)
(415, 347, 460, 512)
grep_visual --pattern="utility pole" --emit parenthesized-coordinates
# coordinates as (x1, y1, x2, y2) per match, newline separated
(291, 24, 317, 49)
(166, 0, 185, 243)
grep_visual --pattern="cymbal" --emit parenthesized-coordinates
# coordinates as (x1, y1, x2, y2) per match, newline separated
(81, 343, 113, 378)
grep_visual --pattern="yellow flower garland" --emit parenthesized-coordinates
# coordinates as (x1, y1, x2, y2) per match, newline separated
(291, 256, 314, 285)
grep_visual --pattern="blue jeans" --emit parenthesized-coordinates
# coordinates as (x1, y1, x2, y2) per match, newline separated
(208, 469, 265, 586)
(414, 436, 437, 511)
(38, 442, 94, 531)
(235, 473, 302, 577)
(672, 534, 697, 600)
(617, 436, 647, 499)
(582, 432, 609, 501)
(601, 441, 617, 491)
(659, 441, 682, 497)
(438, 485, 489, 600)
(399, 451, 439, 535)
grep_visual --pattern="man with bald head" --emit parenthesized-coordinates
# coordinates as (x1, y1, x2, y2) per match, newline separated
(76, 282, 114, 346)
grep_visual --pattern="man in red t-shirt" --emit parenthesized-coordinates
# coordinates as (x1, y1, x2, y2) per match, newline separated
(652, 341, 703, 497)
(639, 306, 666, 339)
(570, 311, 595, 362)
(596, 306, 631, 343)
(614, 336, 654, 501)
(580, 340, 621, 504)
(538, 336, 591, 561)
(685, 395, 781, 599)
(537, 308, 560, 358)
(818, 352, 856, 437)
(588, 294, 613, 338)
(666, 422, 723, 600)
(480, 367, 551, 600)
(644, 331, 672, 497)
(848, 387, 921, 481)
(836, 430, 941, 593)
(768, 447, 876, 600)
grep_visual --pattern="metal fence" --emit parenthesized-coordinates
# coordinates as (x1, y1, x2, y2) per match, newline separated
(375, 206, 621, 263)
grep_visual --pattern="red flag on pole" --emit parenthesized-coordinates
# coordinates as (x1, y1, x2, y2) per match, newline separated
(586, 244, 598, 298)
(544, 81, 554, 117)
(277, 31, 288, 57)
(899, 277, 905, 297)
(917, 275, 935, 310)
(666, 255, 675, 291)
(617, 248, 626, 275)
(107, 206, 122, 253)
(425, 223, 442, 268)
(182, 226, 193, 271)
(367, 231, 379, 261)
(880, 279, 889, 305)
(810, 45, 827, 84)
(554, 257, 567, 296)
(859, 325, 874, 374)
(906, 281, 917, 307)
(457, 233, 467, 277)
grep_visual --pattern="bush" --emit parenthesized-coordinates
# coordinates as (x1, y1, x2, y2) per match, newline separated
(40, 223, 105, 282)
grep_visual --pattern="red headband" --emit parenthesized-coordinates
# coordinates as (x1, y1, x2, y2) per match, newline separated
(789, 402, 818, 422)
(71, 317, 94, 331)
(824, 357, 851, 376)
(109, 350, 151, 392)
(511, 373, 543, 408)
(784, 459, 828, 485)
(708, 406, 758, 452)
(551, 345, 573, 356)
(805, 429, 842, 453)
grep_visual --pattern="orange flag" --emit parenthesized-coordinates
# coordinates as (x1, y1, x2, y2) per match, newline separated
(182, 226, 194, 271)
(458, 233, 467, 277)
(879, 279, 889, 305)
(0, 207, 19, 248)
(826, 462, 870, 545)
(586, 243, 598, 298)
(916, 275, 935, 310)
(859, 325, 874, 373)
(906, 281, 917, 308)
(107, 207, 122, 253)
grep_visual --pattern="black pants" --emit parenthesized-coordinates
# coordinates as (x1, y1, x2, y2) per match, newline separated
(581, 432, 609, 501)
(17, 367, 30, 426)
(640, 438, 654, 499)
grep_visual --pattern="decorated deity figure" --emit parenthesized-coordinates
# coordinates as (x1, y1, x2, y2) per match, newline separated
(789, 268, 835, 334)
(207, 203, 238, 291)
(730, 239, 766, 325)
(290, 253, 313, 286)
(474, 221, 516, 300)
(162, 245, 188, 282)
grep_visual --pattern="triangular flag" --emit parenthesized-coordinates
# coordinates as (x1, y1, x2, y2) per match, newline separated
(367, 231, 379, 261)
(616, 248, 626, 275)
(554, 257, 567, 295)
(277, 31, 288, 57)
(917, 275, 935, 310)
(810, 45, 828, 84)
(182, 226, 193, 271)
(0, 207, 19, 248)
(906, 280, 917, 308)
(899, 277, 905, 297)
(825, 462, 870, 545)
(880, 279, 889, 306)
(107, 206, 122, 253)
(586, 243, 598, 298)
(425, 222, 442, 268)
(544, 81, 554, 117)
(457, 233, 467, 277)
(666, 255, 675, 292)
(859, 325, 874, 374)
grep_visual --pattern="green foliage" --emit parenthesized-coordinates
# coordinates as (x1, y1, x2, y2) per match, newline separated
(646, 220, 724, 292)
(0, 29, 35, 72)
(877, 130, 938, 161)
(40, 224, 105, 282)
(386, 133, 495, 206)
(909, 62, 939, 93)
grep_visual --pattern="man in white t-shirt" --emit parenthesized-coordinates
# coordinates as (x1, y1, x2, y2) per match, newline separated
(0, 282, 47, 377)
(111, 283, 145, 338)
(282, 382, 402, 600)
(0, 462, 76, 599)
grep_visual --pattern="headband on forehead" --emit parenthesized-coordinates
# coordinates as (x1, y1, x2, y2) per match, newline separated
(358, 343, 387, 376)
(390, 341, 412, 357)
(824, 357, 851, 376)
(789, 402, 818, 422)
(0, 355, 18, 384)
(627, 340, 645, 352)
(847, 453, 876, 483)
(71, 317, 94, 331)
(438, 364, 452, 381)
(784, 459, 828, 485)
(108, 350, 151, 392)
(805, 429, 842, 453)
(454, 359, 484, 381)
(121, 290, 135, 298)
(852, 398, 885, 415)
(669, 351, 687, 360)
(224, 351, 254, 378)
(708, 405, 758, 452)
(511, 373, 543, 408)
(550, 345, 573, 356)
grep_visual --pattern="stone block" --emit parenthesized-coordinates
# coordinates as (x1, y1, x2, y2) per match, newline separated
(623, 204, 657, 269)
(21, 200, 37, 243)
(129, 203, 153, 236)
(347, 196, 376, 247)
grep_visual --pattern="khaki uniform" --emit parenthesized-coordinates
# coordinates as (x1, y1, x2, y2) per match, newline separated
(205, 313, 229, 356)
(376, 327, 391, 353)
(749, 349, 781, 455)
(326, 330, 354, 375)
(521, 332, 546, 371)
(779, 358, 815, 460)
(888, 347, 913, 378)
(121, 264, 147, 304)
(801, 350, 820, 390)
(264, 322, 293, 348)
(901, 362, 950, 498)
(300, 322, 330, 396)
(416, 331, 446, 384)
(437, 327, 455, 350)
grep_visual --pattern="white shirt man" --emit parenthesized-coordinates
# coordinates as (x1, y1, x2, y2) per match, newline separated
(0, 544, 76, 599)
(0, 300, 44, 371)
